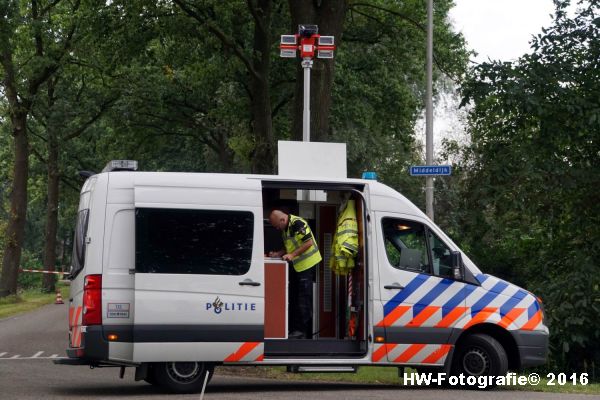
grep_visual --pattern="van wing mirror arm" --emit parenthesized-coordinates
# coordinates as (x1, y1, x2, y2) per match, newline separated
(451, 251, 480, 285)
(451, 251, 464, 281)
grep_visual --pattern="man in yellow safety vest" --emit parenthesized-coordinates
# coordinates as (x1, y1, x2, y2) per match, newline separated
(268, 210, 322, 339)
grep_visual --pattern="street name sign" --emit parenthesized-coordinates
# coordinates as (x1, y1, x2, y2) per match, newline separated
(409, 165, 452, 176)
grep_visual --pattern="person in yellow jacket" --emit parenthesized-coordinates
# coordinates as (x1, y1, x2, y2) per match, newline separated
(268, 210, 322, 339)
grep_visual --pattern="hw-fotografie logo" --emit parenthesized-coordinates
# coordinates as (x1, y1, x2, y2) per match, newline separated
(206, 296, 257, 314)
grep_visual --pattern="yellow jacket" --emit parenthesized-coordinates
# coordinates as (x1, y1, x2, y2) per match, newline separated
(330, 200, 359, 275)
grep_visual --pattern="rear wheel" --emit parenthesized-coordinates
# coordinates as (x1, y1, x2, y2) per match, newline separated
(153, 361, 214, 394)
(452, 333, 508, 388)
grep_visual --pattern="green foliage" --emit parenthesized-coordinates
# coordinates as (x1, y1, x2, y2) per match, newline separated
(16, 251, 44, 289)
(0, 282, 70, 319)
(0, 1, 464, 289)
(450, 0, 600, 373)
(332, 0, 469, 203)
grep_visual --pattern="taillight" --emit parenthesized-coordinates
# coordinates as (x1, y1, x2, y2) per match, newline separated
(82, 274, 102, 325)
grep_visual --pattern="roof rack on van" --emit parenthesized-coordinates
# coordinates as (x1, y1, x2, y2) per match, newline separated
(102, 160, 138, 173)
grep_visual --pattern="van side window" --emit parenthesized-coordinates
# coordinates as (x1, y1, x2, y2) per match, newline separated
(70, 209, 90, 278)
(382, 218, 430, 274)
(428, 230, 454, 279)
(135, 208, 254, 275)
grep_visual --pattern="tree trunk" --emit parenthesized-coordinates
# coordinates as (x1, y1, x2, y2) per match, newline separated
(289, 0, 347, 142)
(250, 76, 275, 173)
(42, 129, 59, 293)
(0, 113, 29, 297)
(217, 132, 235, 172)
(250, 0, 275, 174)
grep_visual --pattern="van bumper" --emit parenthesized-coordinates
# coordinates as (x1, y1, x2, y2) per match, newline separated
(64, 326, 109, 363)
(511, 330, 549, 368)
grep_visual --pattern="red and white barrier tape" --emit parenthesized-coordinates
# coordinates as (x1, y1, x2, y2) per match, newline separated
(19, 269, 64, 275)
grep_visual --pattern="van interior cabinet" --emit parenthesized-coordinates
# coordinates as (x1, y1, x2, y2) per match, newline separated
(264, 259, 288, 339)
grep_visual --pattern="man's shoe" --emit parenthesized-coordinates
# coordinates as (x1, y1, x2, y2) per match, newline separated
(288, 330, 305, 339)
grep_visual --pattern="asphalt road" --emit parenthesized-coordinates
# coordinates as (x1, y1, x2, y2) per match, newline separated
(0, 302, 596, 400)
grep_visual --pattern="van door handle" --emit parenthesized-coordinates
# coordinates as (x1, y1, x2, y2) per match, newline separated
(239, 279, 261, 287)
(384, 284, 405, 290)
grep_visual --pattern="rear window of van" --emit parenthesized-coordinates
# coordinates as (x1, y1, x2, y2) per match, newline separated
(70, 209, 90, 278)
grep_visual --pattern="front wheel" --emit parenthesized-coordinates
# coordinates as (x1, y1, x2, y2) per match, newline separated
(152, 361, 214, 394)
(451, 333, 508, 387)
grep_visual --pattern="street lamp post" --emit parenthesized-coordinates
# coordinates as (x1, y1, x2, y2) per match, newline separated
(425, 0, 434, 221)
(280, 25, 336, 142)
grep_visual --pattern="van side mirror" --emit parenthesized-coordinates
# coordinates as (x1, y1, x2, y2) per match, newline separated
(451, 251, 463, 280)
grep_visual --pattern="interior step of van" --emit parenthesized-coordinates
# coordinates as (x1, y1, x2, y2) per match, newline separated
(264, 339, 366, 358)
(288, 365, 357, 373)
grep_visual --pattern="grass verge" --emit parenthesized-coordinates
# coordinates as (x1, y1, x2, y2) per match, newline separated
(217, 366, 600, 395)
(0, 282, 70, 319)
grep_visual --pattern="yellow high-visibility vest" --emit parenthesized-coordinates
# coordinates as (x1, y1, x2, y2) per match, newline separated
(330, 200, 359, 275)
(283, 214, 322, 272)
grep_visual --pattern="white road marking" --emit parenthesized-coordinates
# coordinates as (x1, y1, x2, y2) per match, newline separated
(0, 350, 66, 360)
(0, 356, 67, 360)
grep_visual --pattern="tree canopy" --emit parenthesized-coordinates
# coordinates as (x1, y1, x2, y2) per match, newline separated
(449, 0, 599, 372)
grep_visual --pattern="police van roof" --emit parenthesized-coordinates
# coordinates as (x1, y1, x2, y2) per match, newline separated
(101, 170, 422, 215)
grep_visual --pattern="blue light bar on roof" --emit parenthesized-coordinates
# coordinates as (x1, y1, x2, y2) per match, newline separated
(362, 171, 378, 180)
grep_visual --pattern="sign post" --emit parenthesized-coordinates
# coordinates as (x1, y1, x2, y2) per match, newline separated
(280, 25, 335, 142)
(301, 58, 313, 141)
(426, 0, 434, 220)
(410, 165, 452, 218)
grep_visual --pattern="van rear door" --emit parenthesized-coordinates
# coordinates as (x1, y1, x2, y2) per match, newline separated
(132, 178, 264, 363)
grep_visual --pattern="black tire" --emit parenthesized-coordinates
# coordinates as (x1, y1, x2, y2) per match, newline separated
(153, 361, 214, 394)
(415, 366, 442, 374)
(451, 333, 508, 388)
(143, 376, 158, 385)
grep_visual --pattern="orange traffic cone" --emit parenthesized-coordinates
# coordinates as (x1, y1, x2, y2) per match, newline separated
(55, 290, 64, 305)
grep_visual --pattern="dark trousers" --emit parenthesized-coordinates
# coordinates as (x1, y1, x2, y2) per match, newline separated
(288, 265, 315, 338)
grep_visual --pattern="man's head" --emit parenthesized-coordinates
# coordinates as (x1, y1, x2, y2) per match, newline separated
(269, 209, 288, 231)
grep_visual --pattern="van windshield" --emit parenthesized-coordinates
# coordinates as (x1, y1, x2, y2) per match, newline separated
(70, 209, 89, 279)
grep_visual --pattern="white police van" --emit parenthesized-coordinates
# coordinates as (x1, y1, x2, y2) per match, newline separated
(56, 158, 548, 393)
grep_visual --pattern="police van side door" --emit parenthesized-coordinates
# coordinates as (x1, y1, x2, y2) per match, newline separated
(373, 212, 466, 366)
(132, 182, 264, 363)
